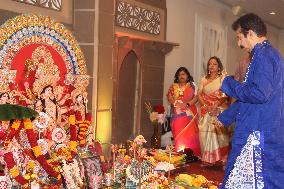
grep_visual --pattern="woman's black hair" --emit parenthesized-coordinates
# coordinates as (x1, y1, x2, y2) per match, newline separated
(206, 56, 223, 78)
(40, 85, 58, 118)
(0, 92, 10, 104)
(41, 85, 53, 95)
(174, 67, 195, 89)
(75, 94, 86, 114)
(0, 92, 9, 99)
(174, 67, 194, 83)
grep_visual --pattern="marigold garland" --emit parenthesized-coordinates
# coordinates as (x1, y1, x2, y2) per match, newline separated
(76, 113, 91, 147)
(2, 121, 28, 186)
(0, 13, 92, 188)
(69, 111, 78, 156)
(11, 120, 21, 130)
(23, 120, 33, 130)
(23, 119, 61, 181)
(10, 166, 20, 177)
(4, 152, 28, 185)
(3, 120, 23, 149)
(69, 141, 78, 152)
(69, 114, 76, 125)
(94, 141, 107, 173)
(32, 146, 42, 157)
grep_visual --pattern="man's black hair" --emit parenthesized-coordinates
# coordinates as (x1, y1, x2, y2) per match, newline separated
(232, 13, 267, 37)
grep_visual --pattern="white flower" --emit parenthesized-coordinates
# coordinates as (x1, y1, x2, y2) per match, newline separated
(134, 135, 147, 145)
(157, 113, 166, 124)
(154, 162, 175, 172)
(61, 159, 83, 189)
(150, 112, 158, 122)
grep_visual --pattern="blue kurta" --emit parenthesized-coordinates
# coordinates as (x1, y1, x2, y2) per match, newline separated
(218, 40, 284, 189)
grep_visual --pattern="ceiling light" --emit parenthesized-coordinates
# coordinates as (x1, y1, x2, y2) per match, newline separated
(270, 12, 276, 15)
(232, 5, 242, 16)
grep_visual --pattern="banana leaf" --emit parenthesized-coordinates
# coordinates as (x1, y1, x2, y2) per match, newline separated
(0, 104, 38, 121)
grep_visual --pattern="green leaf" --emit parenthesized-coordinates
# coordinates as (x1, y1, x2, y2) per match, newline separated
(0, 104, 38, 121)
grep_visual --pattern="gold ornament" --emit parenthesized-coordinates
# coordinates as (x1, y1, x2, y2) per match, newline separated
(0, 69, 17, 94)
(70, 74, 90, 102)
(31, 46, 60, 96)
(0, 14, 87, 74)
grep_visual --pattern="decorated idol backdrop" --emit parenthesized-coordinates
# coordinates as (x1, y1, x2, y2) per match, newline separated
(0, 14, 99, 188)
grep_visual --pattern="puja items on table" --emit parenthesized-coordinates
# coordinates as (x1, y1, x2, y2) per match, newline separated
(174, 174, 219, 189)
(92, 134, 221, 189)
(151, 149, 187, 167)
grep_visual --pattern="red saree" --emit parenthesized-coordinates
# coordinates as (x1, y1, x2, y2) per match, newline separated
(167, 83, 201, 156)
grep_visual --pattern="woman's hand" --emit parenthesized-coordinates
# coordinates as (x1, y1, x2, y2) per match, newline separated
(208, 104, 220, 116)
(212, 118, 224, 128)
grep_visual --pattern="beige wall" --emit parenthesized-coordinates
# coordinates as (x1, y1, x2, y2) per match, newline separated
(278, 30, 284, 56)
(164, 0, 282, 105)
(0, 0, 73, 24)
(267, 24, 281, 50)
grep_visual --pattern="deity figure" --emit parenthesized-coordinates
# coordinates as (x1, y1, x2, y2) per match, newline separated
(34, 84, 69, 131)
(0, 69, 17, 134)
(70, 75, 92, 148)
(0, 92, 10, 105)
(72, 93, 88, 120)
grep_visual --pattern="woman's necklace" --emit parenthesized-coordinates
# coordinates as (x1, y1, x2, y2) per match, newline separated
(208, 74, 219, 81)
(178, 83, 188, 97)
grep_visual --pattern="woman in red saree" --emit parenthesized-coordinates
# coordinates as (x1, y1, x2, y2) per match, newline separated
(198, 56, 230, 167)
(167, 67, 201, 156)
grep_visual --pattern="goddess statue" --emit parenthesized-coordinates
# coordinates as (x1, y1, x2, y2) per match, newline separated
(70, 75, 92, 148)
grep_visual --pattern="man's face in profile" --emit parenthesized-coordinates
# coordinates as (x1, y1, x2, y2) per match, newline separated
(236, 28, 250, 52)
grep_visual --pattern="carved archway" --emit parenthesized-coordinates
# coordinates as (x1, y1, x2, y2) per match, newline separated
(114, 50, 141, 143)
(112, 35, 177, 144)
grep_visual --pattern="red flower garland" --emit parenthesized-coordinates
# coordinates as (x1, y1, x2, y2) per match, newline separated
(2, 119, 62, 186)
(69, 110, 78, 157)
(23, 119, 61, 181)
(76, 112, 91, 148)
(3, 120, 22, 149)
(4, 152, 28, 186)
(94, 141, 107, 173)
(3, 121, 28, 186)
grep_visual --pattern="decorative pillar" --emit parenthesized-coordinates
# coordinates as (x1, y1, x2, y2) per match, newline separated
(95, 0, 115, 147)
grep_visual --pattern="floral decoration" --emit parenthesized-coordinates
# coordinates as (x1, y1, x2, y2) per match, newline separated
(142, 172, 170, 188)
(145, 102, 166, 124)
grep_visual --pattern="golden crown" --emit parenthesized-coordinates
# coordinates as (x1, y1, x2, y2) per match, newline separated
(31, 46, 60, 96)
(70, 74, 90, 101)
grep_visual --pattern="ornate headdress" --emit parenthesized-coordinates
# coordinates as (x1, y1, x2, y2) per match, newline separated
(33, 75, 59, 97)
(0, 69, 17, 94)
(31, 46, 60, 96)
(70, 75, 90, 102)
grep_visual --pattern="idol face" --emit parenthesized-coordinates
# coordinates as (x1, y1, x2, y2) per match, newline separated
(0, 93, 9, 104)
(42, 86, 53, 98)
(76, 94, 83, 103)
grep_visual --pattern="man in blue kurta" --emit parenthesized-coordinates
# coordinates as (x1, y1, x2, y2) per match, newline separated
(217, 13, 284, 188)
